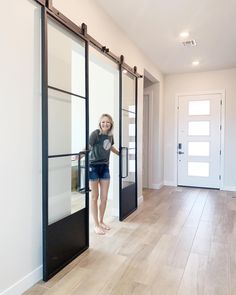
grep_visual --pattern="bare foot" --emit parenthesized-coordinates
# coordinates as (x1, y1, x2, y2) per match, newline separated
(99, 222, 111, 230)
(94, 226, 105, 235)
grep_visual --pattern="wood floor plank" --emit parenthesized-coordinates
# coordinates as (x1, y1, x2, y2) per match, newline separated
(24, 187, 236, 295)
(177, 252, 208, 295)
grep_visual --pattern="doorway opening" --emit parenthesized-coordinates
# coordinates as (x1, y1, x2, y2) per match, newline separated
(142, 71, 161, 194)
(89, 46, 120, 234)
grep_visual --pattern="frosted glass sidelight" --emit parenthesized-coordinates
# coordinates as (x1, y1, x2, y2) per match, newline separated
(188, 121, 210, 136)
(189, 100, 210, 115)
(188, 162, 209, 177)
(188, 142, 210, 156)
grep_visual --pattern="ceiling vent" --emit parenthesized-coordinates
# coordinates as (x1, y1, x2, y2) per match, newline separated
(182, 40, 197, 47)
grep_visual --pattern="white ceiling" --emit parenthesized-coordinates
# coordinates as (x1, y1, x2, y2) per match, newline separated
(96, 0, 236, 74)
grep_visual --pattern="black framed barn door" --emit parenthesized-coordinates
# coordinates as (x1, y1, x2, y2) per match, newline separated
(42, 8, 89, 281)
(119, 66, 138, 221)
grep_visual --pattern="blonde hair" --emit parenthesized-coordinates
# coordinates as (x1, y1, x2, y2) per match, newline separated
(98, 113, 114, 135)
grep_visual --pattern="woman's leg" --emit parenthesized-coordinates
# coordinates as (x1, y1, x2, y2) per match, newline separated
(99, 179, 110, 230)
(90, 180, 105, 234)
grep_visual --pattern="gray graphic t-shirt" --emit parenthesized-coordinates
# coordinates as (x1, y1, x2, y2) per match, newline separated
(89, 129, 114, 165)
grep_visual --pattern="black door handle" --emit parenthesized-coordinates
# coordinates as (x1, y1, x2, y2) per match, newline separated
(121, 147, 128, 178)
(78, 150, 90, 193)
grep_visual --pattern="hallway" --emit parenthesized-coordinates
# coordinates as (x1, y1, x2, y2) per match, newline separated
(25, 186, 236, 295)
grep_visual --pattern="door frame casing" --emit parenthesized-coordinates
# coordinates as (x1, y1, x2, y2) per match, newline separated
(175, 90, 225, 189)
(143, 89, 154, 188)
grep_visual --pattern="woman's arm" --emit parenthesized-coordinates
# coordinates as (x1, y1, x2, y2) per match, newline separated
(111, 145, 119, 155)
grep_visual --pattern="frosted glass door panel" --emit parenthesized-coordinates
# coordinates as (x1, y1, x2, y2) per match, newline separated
(188, 162, 209, 177)
(188, 121, 210, 136)
(188, 100, 210, 115)
(188, 142, 210, 156)
(48, 18, 85, 97)
(48, 156, 86, 225)
(48, 88, 85, 156)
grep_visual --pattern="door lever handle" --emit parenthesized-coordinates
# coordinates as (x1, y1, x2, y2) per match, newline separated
(178, 151, 184, 154)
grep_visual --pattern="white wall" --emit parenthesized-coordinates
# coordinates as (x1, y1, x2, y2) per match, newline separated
(164, 68, 236, 190)
(0, 0, 42, 294)
(1, 0, 164, 294)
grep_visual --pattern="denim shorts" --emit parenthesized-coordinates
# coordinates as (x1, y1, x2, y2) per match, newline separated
(89, 164, 110, 181)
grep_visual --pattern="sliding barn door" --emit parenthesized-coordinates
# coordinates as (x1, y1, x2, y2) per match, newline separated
(119, 67, 138, 220)
(42, 9, 89, 281)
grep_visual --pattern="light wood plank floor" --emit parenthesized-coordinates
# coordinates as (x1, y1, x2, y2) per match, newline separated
(24, 186, 236, 295)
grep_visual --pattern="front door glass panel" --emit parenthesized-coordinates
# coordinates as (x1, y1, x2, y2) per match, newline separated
(188, 100, 210, 115)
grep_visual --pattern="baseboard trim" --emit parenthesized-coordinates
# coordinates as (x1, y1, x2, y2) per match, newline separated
(1, 265, 42, 295)
(138, 195, 143, 205)
(148, 183, 164, 190)
(222, 186, 236, 192)
(163, 181, 177, 187)
(112, 207, 119, 217)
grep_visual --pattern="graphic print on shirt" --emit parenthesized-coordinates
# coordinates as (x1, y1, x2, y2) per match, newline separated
(103, 139, 111, 151)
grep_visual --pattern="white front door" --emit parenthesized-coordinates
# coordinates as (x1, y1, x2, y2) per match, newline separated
(177, 94, 222, 188)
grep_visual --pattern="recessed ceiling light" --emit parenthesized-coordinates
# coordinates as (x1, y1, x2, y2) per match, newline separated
(179, 31, 189, 38)
(192, 60, 199, 66)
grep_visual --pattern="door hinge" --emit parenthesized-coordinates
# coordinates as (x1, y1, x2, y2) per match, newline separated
(220, 99, 222, 105)
(220, 125, 222, 130)
(220, 150, 221, 155)
(219, 175, 221, 180)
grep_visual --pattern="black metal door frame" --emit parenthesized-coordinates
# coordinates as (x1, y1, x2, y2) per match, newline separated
(119, 62, 138, 221)
(41, 6, 90, 281)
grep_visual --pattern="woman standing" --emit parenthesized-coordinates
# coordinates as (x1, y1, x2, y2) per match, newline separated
(89, 114, 119, 234)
